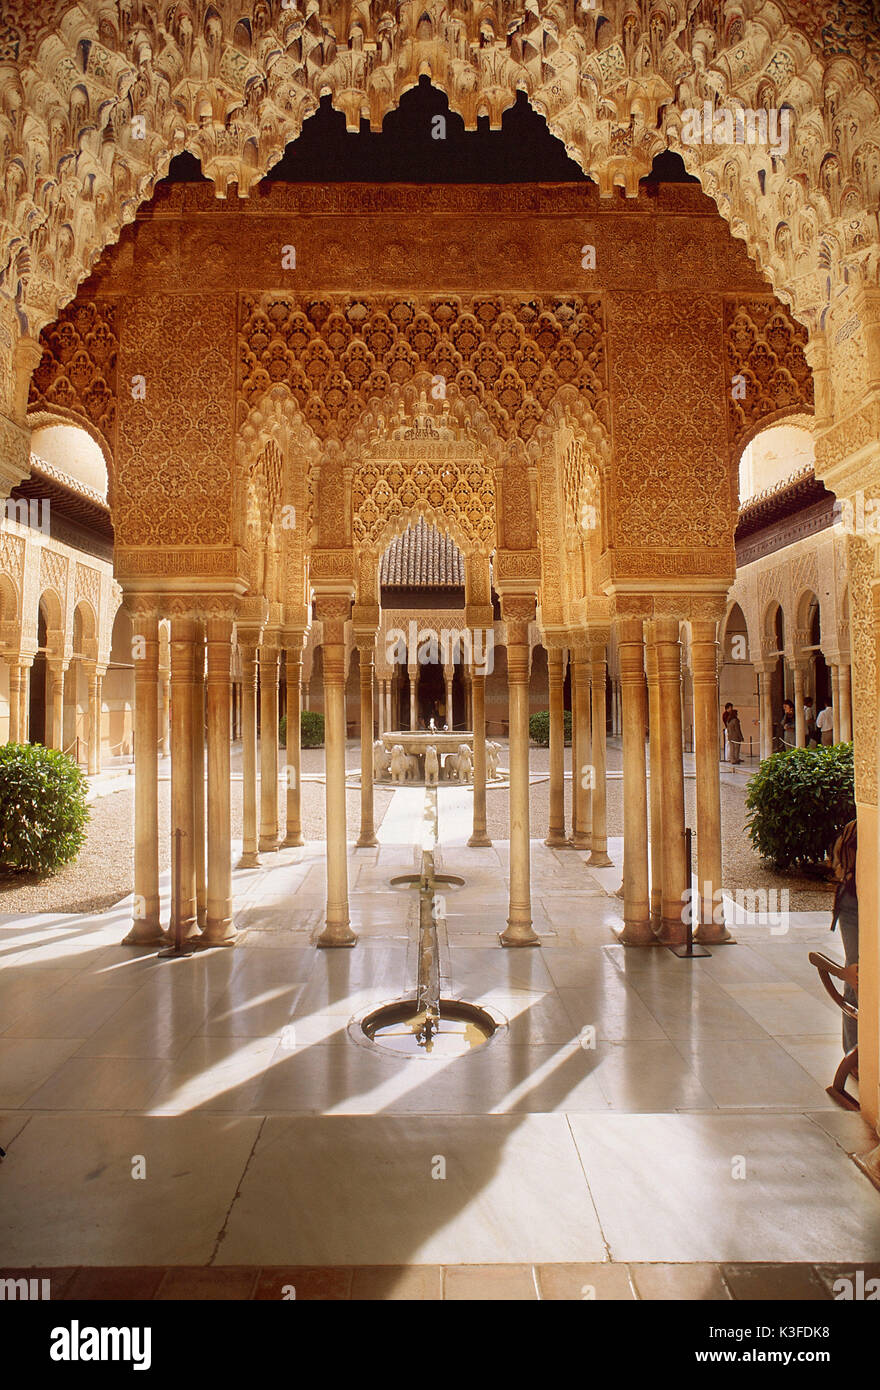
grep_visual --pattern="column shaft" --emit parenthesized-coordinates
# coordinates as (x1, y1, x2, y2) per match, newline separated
(469, 667, 491, 847)
(87, 671, 102, 774)
(570, 651, 591, 850)
(170, 616, 198, 937)
(356, 640, 378, 847)
(645, 629, 664, 931)
(793, 666, 806, 747)
(831, 665, 841, 743)
(409, 668, 419, 730)
(191, 629, 207, 927)
(8, 663, 21, 742)
(653, 617, 688, 945)
(203, 616, 235, 944)
(500, 620, 539, 946)
(48, 664, 65, 750)
(759, 669, 774, 759)
(259, 642, 280, 852)
(839, 664, 852, 741)
(618, 616, 652, 944)
(692, 621, 731, 944)
(123, 613, 162, 944)
(545, 648, 567, 847)
(238, 643, 260, 867)
(317, 628, 356, 946)
(284, 644, 305, 847)
(588, 648, 611, 866)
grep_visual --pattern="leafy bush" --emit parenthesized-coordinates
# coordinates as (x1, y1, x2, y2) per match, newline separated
(745, 742, 855, 871)
(0, 743, 90, 875)
(300, 710, 324, 748)
(529, 710, 572, 746)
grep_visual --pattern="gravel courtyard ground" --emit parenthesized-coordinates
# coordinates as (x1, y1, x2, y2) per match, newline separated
(0, 738, 835, 916)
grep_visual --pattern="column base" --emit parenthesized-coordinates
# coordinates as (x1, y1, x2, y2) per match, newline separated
(544, 831, 569, 848)
(655, 916, 688, 946)
(121, 919, 164, 947)
(694, 922, 734, 945)
(500, 920, 541, 947)
(356, 834, 379, 848)
(197, 907, 207, 929)
(619, 917, 657, 946)
(161, 918, 201, 945)
(283, 833, 304, 848)
(258, 837, 279, 854)
(569, 834, 591, 851)
(317, 921, 358, 948)
(468, 833, 492, 847)
(197, 918, 237, 947)
(237, 850, 260, 868)
(587, 849, 613, 867)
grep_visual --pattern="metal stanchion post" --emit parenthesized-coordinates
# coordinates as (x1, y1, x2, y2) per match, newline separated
(669, 826, 711, 958)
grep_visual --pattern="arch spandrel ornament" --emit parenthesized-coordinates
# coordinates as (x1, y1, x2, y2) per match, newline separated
(2, 0, 879, 356)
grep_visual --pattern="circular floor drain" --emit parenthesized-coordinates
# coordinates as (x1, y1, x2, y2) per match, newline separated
(352, 998, 505, 1058)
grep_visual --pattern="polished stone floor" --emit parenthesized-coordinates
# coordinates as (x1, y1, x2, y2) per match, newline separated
(1, 784, 879, 1282)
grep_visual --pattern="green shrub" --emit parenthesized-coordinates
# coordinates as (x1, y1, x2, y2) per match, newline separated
(0, 743, 90, 875)
(300, 710, 324, 748)
(529, 710, 572, 746)
(745, 742, 855, 871)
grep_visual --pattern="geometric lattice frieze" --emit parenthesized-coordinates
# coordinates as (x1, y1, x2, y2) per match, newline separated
(239, 293, 608, 445)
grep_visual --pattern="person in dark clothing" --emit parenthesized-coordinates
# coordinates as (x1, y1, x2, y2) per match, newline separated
(779, 698, 796, 749)
(721, 702, 734, 761)
(726, 708, 744, 764)
(830, 819, 858, 1055)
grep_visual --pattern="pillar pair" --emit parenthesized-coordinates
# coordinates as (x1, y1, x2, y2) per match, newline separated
(617, 609, 728, 947)
(499, 595, 538, 946)
(238, 628, 306, 865)
(124, 601, 235, 949)
(545, 637, 610, 865)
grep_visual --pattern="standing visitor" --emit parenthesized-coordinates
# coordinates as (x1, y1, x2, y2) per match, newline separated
(779, 699, 796, 750)
(726, 707, 744, 764)
(830, 819, 858, 1056)
(804, 698, 817, 746)
(721, 702, 734, 761)
(816, 700, 834, 746)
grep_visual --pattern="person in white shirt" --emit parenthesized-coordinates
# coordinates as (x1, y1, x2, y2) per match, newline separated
(816, 703, 834, 745)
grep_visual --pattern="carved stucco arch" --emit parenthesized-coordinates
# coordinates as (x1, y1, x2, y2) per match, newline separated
(2, 0, 879, 358)
(720, 596, 760, 668)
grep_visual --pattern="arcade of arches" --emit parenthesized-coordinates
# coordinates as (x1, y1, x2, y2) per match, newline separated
(1, 2, 880, 1252)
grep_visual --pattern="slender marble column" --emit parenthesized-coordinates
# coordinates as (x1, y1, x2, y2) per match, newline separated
(758, 667, 774, 759)
(588, 642, 612, 867)
(8, 662, 21, 742)
(377, 679, 385, 737)
(18, 660, 30, 743)
(793, 664, 806, 747)
(444, 665, 454, 726)
(386, 681, 392, 733)
(692, 619, 731, 944)
(170, 615, 198, 937)
(160, 672, 170, 756)
(839, 663, 852, 741)
(545, 647, 567, 847)
(238, 640, 260, 867)
(469, 667, 491, 847)
(644, 627, 664, 931)
(87, 668, 103, 775)
(48, 662, 66, 749)
(356, 637, 378, 848)
(191, 627, 207, 927)
(831, 664, 841, 744)
(617, 615, 652, 944)
(569, 647, 591, 850)
(317, 598, 356, 946)
(123, 608, 162, 945)
(283, 639, 305, 847)
(259, 640, 280, 852)
(203, 613, 235, 945)
(653, 617, 688, 946)
(409, 665, 419, 730)
(500, 598, 539, 947)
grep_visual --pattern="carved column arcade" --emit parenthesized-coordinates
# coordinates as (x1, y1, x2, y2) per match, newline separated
(169, 613, 198, 939)
(652, 617, 688, 946)
(569, 644, 591, 851)
(191, 625, 207, 928)
(644, 625, 664, 931)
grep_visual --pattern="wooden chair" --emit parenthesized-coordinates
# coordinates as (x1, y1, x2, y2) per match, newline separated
(809, 951, 859, 1111)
